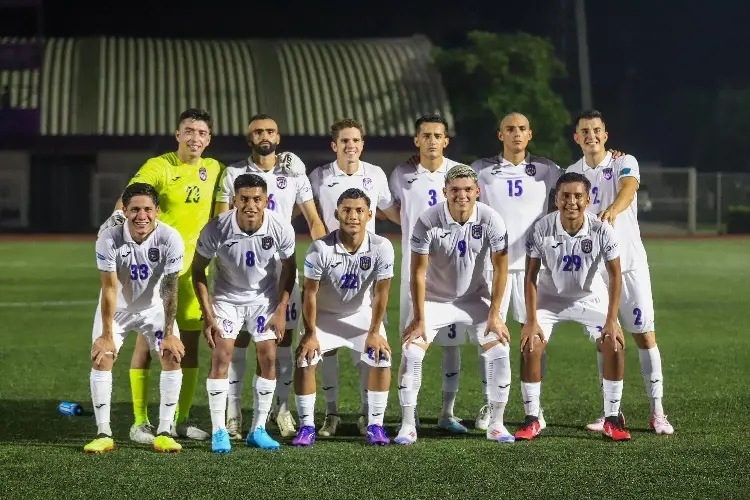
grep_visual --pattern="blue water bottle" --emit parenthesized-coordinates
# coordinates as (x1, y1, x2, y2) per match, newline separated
(58, 401, 84, 416)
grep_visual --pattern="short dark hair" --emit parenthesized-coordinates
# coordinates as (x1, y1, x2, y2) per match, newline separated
(415, 114, 449, 136)
(555, 172, 591, 194)
(337, 188, 371, 208)
(574, 109, 605, 130)
(234, 173, 267, 193)
(178, 108, 213, 132)
(122, 183, 159, 208)
(249, 113, 276, 124)
(330, 118, 364, 141)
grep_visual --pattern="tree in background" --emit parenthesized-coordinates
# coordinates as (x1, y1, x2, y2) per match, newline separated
(434, 31, 573, 165)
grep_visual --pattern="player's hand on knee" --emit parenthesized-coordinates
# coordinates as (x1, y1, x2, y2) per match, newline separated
(203, 318, 221, 349)
(91, 336, 117, 366)
(97, 210, 125, 237)
(267, 309, 287, 344)
(402, 319, 426, 348)
(160, 335, 185, 363)
(487, 316, 510, 345)
(296, 334, 320, 366)
(600, 319, 624, 352)
(520, 322, 544, 352)
(365, 332, 391, 364)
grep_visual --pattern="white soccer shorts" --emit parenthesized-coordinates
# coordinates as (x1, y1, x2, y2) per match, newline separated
(485, 268, 527, 324)
(618, 268, 656, 334)
(536, 290, 615, 344)
(399, 279, 466, 347)
(212, 300, 279, 343)
(91, 302, 180, 353)
(299, 308, 390, 368)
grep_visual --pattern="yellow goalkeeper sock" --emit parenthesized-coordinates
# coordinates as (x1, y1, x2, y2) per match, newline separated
(129, 369, 151, 426)
(175, 367, 199, 425)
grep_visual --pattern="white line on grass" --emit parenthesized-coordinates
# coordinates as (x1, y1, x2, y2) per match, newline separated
(0, 300, 97, 308)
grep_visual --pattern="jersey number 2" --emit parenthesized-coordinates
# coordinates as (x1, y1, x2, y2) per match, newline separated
(185, 185, 200, 203)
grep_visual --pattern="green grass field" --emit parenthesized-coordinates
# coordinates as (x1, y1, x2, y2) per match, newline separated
(1, 238, 749, 499)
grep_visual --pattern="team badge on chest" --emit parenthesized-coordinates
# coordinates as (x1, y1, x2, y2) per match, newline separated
(276, 177, 287, 189)
(525, 164, 536, 176)
(602, 167, 613, 180)
(362, 178, 373, 191)
(471, 225, 483, 239)
(261, 236, 274, 250)
(359, 256, 371, 270)
(581, 239, 593, 254)
(148, 247, 160, 262)
(199, 167, 207, 182)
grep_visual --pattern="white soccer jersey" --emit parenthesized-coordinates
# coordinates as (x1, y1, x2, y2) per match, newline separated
(95, 222, 185, 312)
(389, 157, 460, 279)
(566, 153, 647, 271)
(526, 211, 619, 300)
(216, 154, 313, 222)
(304, 230, 395, 316)
(411, 201, 508, 302)
(472, 154, 562, 271)
(309, 161, 393, 233)
(196, 209, 296, 305)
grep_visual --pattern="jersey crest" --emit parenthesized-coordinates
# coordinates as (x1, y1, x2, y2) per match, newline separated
(261, 236, 274, 250)
(581, 239, 593, 253)
(525, 164, 536, 176)
(199, 167, 207, 181)
(148, 247, 160, 262)
(362, 178, 373, 191)
(471, 225, 483, 239)
(602, 167, 613, 180)
(359, 256, 371, 270)
(276, 177, 287, 189)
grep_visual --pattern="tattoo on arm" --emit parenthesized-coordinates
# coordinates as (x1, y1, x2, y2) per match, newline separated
(160, 272, 179, 335)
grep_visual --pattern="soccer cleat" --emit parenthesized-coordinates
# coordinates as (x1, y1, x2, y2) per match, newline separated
(475, 404, 490, 431)
(84, 434, 115, 453)
(276, 410, 297, 438)
(357, 415, 368, 436)
(438, 416, 469, 434)
(318, 415, 341, 437)
(585, 411, 626, 432)
(650, 414, 674, 435)
(246, 427, 280, 450)
(514, 416, 542, 441)
(153, 434, 182, 453)
(211, 428, 231, 453)
(366, 425, 390, 446)
(173, 422, 210, 441)
(603, 418, 631, 441)
(226, 417, 243, 441)
(487, 425, 515, 443)
(291, 426, 316, 447)
(394, 424, 417, 445)
(129, 422, 156, 444)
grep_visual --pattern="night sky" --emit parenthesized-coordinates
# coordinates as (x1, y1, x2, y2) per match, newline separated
(2, 0, 748, 165)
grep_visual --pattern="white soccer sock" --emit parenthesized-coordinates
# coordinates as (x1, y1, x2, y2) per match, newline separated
(207, 378, 229, 434)
(441, 346, 460, 417)
(478, 345, 490, 404)
(398, 345, 425, 428)
(321, 355, 339, 415)
(358, 361, 369, 415)
(603, 379, 624, 418)
(90, 369, 113, 436)
(157, 369, 182, 435)
(275, 346, 294, 414)
(522, 382, 541, 418)
(596, 350, 605, 393)
(251, 375, 276, 432)
(368, 390, 389, 427)
(638, 346, 664, 415)
(295, 393, 316, 428)
(227, 347, 247, 421)
(484, 344, 511, 428)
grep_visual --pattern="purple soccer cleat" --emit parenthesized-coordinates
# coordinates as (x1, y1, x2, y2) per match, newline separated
(291, 426, 316, 447)
(366, 425, 390, 446)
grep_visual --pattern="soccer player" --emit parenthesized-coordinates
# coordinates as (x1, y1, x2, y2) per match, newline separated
(214, 114, 326, 440)
(86, 183, 185, 454)
(397, 164, 514, 445)
(470, 112, 562, 430)
(192, 173, 297, 453)
(308, 118, 399, 437)
(99, 108, 223, 443)
(567, 110, 674, 435)
(292, 188, 395, 447)
(515, 172, 631, 441)
(389, 114, 472, 434)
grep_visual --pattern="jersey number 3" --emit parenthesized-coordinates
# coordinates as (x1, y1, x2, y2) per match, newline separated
(185, 185, 201, 203)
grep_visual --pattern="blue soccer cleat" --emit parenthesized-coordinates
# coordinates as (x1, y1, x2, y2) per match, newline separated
(438, 416, 469, 434)
(292, 426, 316, 447)
(212, 428, 231, 454)
(366, 425, 390, 446)
(246, 426, 280, 450)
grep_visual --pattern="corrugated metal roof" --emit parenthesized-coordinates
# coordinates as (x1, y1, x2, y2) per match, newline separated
(0, 37, 40, 110)
(0, 36, 453, 137)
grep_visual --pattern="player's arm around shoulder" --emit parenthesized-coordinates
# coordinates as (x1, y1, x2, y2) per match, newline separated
(602, 155, 640, 225)
(213, 165, 235, 216)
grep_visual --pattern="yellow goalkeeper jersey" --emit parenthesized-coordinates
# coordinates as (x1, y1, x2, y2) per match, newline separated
(127, 152, 224, 274)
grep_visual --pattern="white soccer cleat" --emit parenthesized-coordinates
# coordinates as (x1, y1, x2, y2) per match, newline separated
(318, 415, 341, 437)
(226, 417, 244, 441)
(475, 404, 490, 431)
(357, 415, 368, 436)
(172, 423, 210, 441)
(538, 408, 547, 430)
(650, 414, 674, 435)
(394, 424, 417, 445)
(276, 410, 297, 438)
(129, 423, 156, 444)
(486, 424, 515, 443)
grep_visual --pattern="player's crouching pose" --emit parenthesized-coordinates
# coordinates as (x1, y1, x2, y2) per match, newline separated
(293, 188, 395, 447)
(192, 173, 297, 453)
(86, 183, 185, 454)
(398, 164, 515, 445)
(516, 172, 630, 442)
